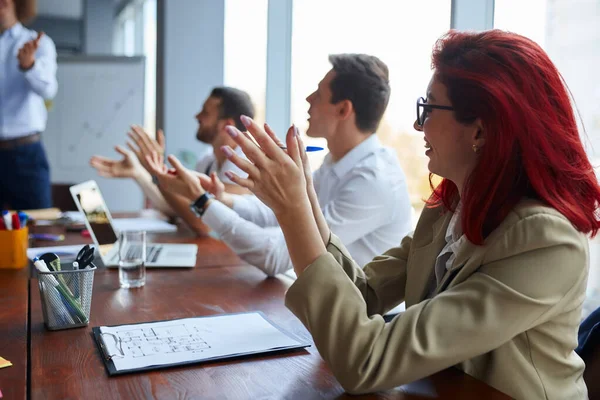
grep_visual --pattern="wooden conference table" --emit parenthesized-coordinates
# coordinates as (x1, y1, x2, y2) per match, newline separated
(0, 216, 510, 399)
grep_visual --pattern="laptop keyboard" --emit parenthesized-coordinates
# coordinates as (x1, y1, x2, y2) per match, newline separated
(126, 245, 162, 263)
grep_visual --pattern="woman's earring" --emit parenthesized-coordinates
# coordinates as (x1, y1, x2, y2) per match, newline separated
(472, 144, 480, 153)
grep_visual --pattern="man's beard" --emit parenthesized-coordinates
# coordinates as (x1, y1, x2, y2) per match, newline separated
(196, 126, 218, 144)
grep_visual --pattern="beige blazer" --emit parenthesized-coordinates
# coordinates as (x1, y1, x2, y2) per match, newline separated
(285, 199, 589, 399)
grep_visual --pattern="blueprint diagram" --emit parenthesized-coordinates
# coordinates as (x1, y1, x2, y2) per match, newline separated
(98, 313, 305, 372)
(117, 324, 211, 358)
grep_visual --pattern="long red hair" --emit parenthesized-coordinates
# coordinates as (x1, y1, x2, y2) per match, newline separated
(426, 30, 600, 244)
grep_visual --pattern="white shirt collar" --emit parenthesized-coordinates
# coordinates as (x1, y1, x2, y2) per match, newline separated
(327, 134, 382, 178)
(6, 22, 23, 39)
(445, 201, 463, 243)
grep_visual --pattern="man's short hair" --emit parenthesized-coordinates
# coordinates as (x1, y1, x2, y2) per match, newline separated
(210, 87, 255, 131)
(328, 54, 391, 133)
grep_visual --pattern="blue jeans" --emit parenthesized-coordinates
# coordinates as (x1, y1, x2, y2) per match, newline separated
(0, 141, 51, 209)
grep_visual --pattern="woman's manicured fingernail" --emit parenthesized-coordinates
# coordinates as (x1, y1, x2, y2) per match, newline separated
(240, 115, 252, 128)
(225, 126, 238, 138)
(224, 171, 234, 179)
(221, 146, 234, 157)
(294, 125, 300, 136)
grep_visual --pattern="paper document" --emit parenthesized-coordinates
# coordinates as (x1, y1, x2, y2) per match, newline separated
(98, 312, 305, 372)
(27, 244, 85, 260)
(0, 356, 12, 369)
(113, 218, 177, 233)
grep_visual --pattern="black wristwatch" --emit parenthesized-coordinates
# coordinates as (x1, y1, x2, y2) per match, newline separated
(190, 193, 214, 217)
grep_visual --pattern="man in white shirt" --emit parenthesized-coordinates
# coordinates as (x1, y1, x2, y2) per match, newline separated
(90, 87, 251, 234)
(0, 0, 58, 208)
(148, 54, 412, 275)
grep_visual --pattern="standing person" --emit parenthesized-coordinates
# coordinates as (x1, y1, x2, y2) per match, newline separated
(0, 0, 57, 209)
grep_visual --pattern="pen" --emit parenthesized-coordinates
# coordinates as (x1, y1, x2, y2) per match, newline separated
(11, 213, 20, 230)
(29, 233, 65, 241)
(1, 211, 12, 231)
(18, 211, 28, 227)
(279, 146, 324, 152)
(33, 257, 87, 323)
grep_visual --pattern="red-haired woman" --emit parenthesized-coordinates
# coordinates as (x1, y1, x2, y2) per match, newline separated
(221, 30, 599, 399)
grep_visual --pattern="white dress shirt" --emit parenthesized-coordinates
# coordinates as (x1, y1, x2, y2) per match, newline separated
(427, 202, 466, 297)
(194, 145, 248, 184)
(0, 23, 58, 139)
(202, 134, 412, 276)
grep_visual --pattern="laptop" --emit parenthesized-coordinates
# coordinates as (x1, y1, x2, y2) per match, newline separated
(69, 180, 197, 267)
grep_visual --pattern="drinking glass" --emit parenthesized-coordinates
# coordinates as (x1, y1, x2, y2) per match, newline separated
(118, 231, 146, 288)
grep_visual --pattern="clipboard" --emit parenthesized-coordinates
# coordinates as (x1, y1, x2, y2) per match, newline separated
(92, 311, 311, 376)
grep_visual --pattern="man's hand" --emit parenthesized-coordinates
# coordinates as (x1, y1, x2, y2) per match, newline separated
(17, 32, 43, 70)
(146, 152, 205, 201)
(90, 146, 143, 179)
(197, 172, 226, 201)
(127, 126, 165, 174)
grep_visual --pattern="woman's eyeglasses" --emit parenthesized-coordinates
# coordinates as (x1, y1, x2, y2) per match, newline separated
(416, 97, 454, 127)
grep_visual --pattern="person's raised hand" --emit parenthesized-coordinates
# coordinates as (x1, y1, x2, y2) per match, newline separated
(145, 152, 205, 201)
(17, 31, 43, 70)
(264, 122, 314, 190)
(196, 172, 226, 201)
(219, 115, 309, 217)
(127, 126, 165, 174)
(90, 145, 142, 179)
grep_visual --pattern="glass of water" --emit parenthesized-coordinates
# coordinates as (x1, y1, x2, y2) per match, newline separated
(118, 231, 146, 289)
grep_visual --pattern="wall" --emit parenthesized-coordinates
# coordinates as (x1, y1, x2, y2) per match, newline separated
(27, 16, 83, 54)
(84, 0, 115, 54)
(157, 0, 225, 162)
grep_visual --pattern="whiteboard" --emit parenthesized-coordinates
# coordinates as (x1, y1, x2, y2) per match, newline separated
(44, 56, 145, 212)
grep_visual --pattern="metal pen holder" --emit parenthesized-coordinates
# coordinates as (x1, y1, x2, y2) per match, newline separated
(38, 264, 96, 330)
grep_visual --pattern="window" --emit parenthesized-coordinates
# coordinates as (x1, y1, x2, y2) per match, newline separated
(495, 0, 600, 316)
(291, 0, 452, 212)
(494, 0, 599, 161)
(113, 5, 136, 56)
(114, 0, 157, 134)
(224, 0, 268, 125)
(142, 0, 157, 133)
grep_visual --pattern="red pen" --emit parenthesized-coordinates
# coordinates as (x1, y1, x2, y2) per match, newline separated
(11, 213, 20, 230)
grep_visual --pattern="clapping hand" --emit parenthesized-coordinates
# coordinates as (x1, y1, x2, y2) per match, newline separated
(127, 126, 166, 174)
(90, 146, 142, 179)
(218, 116, 310, 217)
(221, 116, 327, 272)
(263, 122, 314, 191)
(197, 172, 226, 201)
(145, 152, 205, 201)
(17, 32, 43, 70)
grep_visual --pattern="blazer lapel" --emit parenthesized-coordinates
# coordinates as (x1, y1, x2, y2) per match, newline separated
(431, 236, 481, 297)
(405, 210, 452, 306)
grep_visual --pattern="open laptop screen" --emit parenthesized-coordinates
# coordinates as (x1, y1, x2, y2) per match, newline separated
(75, 186, 118, 245)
